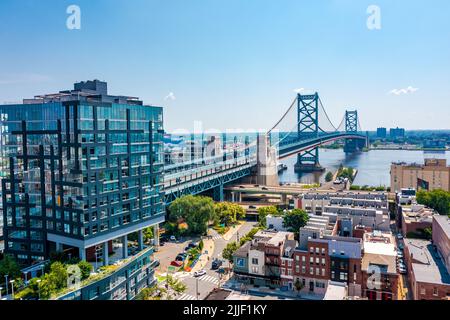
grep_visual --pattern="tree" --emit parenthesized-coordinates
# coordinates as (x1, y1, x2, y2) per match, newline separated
(214, 202, 245, 226)
(222, 241, 239, 263)
(294, 278, 304, 296)
(77, 260, 93, 280)
(166, 275, 187, 298)
(325, 171, 333, 182)
(0, 254, 21, 280)
(257, 206, 279, 227)
(283, 209, 310, 235)
(169, 195, 216, 235)
(417, 189, 450, 215)
(49, 261, 68, 290)
(38, 273, 56, 300)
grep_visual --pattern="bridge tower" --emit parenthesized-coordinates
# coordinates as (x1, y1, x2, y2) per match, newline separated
(294, 93, 324, 172)
(343, 110, 365, 152)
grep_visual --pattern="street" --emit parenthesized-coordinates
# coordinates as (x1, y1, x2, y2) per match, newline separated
(153, 221, 258, 300)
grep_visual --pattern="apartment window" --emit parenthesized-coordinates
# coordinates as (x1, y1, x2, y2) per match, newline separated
(315, 247, 320, 254)
(252, 258, 258, 264)
(340, 273, 348, 281)
(433, 287, 438, 296)
(322, 268, 326, 277)
(296, 265, 300, 273)
(309, 267, 314, 275)
(321, 248, 326, 255)
(331, 271, 335, 278)
(420, 287, 426, 295)
(288, 260, 292, 267)
(310, 257, 314, 264)
(295, 255, 300, 261)
(302, 256, 306, 262)
(321, 258, 326, 266)
(316, 268, 320, 276)
(315, 257, 320, 265)
(251, 267, 258, 274)
(310, 247, 314, 254)
(302, 266, 306, 274)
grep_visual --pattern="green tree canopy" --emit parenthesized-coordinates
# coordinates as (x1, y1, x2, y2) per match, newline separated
(49, 261, 68, 290)
(214, 202, 245, 226)
(168, 195, 216, 235)
(0, 254, 21, 280)
(283, 209, 310, 234)
(257, 206, 279, 227)
(417, 189, 450, 215)
(222, 241, 239, 263)
(77, 260, 93, 280)
(325, 171, 333, 182)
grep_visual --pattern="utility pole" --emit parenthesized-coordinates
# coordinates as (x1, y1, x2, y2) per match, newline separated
(196, 278, 199, 300)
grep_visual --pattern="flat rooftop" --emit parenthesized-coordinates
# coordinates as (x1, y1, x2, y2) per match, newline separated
(254, 230, 293, 246)
(363, 232, 397, 256)
(404, 238, 450, 285)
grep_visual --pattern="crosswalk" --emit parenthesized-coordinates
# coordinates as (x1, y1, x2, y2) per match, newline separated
(177, 293, 197, 300)
(196, 274, 220, 285)
(210, 235, 222, 241)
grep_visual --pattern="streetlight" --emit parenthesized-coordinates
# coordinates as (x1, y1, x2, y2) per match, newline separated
(10, 280, 15, 300)
(36, 279, 42, 300)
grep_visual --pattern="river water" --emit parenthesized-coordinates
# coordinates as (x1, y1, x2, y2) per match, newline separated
(278, 149, 450, 187)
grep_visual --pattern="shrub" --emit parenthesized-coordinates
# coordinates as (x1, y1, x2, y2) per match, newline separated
(78, 260, 93, 280)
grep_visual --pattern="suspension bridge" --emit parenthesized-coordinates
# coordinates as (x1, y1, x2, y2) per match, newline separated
(164, 92, 368, 203)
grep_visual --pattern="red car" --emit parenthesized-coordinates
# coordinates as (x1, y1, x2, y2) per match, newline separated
(170, 260, 183, 267)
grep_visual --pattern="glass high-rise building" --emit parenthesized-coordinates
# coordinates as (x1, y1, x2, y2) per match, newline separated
(0, 80, 164, 299)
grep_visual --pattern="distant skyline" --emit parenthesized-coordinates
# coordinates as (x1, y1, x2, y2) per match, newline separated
(1, 0, 449, 132)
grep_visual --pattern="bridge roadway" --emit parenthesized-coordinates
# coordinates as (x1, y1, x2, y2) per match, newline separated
(164, 157, 257, 203)
(163, 131, 367, 203)
(277, 132, 367, 159)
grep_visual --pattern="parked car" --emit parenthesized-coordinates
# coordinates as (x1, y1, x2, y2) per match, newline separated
(176, 253, 187, 262)
(249, 205, 257, 209)
(398, 267, 407, 275)
(398, 243, 404, 250)
(262, 187, 269, 190)
(397, 233, 404, 240)
(397, 252, 404, 258)
(171, 260, 183, 267)
(194, 270, 207, 277)
(211, 259, 223, 270)
(170, 235, 177, 241)
(189, 242, 198, 249)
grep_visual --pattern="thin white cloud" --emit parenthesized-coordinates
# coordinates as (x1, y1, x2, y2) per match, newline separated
(164, 92, 176, 101)
(389, 86, 419, 96)
(293, 88, 305, 93)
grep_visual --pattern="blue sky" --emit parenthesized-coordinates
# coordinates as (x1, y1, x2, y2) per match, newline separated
(0, 0, 449, 132)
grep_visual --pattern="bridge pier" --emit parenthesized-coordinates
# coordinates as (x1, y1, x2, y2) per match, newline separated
(294, 148, 324, 173)
(255, 134, 279, 186)
(213, 184, 224, 202)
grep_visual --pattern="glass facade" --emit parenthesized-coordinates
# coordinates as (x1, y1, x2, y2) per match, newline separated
(0, 81, 165, 266)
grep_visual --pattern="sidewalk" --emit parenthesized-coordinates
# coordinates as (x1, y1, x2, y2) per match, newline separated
(223, 280, 323, 300)
(222, 222, 244, 241)
(191, 237, 215, 273)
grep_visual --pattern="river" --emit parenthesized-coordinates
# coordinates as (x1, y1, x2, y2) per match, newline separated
(278, 149, 450, 187)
